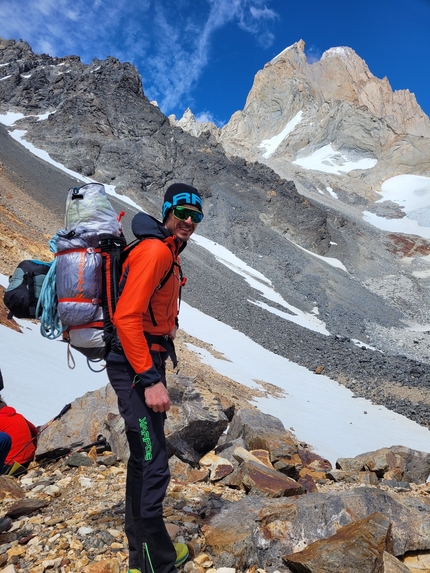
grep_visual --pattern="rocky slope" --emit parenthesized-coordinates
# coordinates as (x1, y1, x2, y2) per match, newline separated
(1, 389, 430, 573)
(1, 38, 430, 432)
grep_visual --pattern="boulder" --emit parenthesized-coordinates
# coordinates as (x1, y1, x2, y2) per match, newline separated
(223, 460, 304, 497)
(201, 487, 430, 570)
(36, 383, 119, 458)
(214, 438, 247, 468)
(165, 374, 229, 465)
(0, 475, 25, 501)
(336, 446, 430, 484)
(37, 375, 229, 466)
(6, 498, 48, 518)
(283, 512, 392, 573)
(199, 452, 234, 482)
(169, 455, 209, 484)
(233, 446, 270, 468)
(226, 408, 299, 462)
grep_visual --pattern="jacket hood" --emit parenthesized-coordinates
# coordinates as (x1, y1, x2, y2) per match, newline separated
(131, 212, 187, 252)
(0, 406, 16, 417)
(132, 212, 169, 240)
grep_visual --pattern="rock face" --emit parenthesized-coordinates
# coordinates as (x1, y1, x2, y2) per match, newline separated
(0, 36, 323, 248)
(169, 108, 220, 140)
(185, 40, 430, 192)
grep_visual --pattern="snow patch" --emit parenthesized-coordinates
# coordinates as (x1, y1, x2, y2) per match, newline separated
(0, 111, 25, 125)
(259, 111, 303, 158)
(363, 174, 430, 239)
(321, 47, 354, 60)
(191, 234, 329, 335)
(293, 144, 377, 174)
(286, 236, 348, 272)
(271, 43, 295, 62)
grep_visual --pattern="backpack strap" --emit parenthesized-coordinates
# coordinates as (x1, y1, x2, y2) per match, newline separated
(148, 258, 176, 327)
(144, 333, 178, 368)
(26, 271, 37, 318)
(99, 234, 128, 357)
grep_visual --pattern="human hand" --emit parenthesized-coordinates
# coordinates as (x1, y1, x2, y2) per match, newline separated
(144, 382, 171, 413)
(169, 325, 178, 340)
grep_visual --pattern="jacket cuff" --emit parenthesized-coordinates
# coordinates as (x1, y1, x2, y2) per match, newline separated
(137, 364, 161, 388)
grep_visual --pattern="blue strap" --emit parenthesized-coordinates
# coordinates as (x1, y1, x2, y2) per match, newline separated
(36, 235, 65, 340)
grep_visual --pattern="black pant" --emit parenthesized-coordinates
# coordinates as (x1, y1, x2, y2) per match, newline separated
(107, 348, 176, 573)
(0, 432, 11, 474)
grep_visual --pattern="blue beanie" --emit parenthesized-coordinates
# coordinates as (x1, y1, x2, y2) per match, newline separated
(162, 183, 203, 222)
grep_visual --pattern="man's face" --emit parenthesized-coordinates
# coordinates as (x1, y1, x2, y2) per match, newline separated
(164, 205, 200, 242)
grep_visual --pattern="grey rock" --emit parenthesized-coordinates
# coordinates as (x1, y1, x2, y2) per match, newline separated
(226, 460, 304, 497)
(342, 446, 430, 484)
(214, 438, 247, 468)
(201, 487, 430, 570)
(96, 453, 118, 466)
(283, 512, 392, 573)
(390, 446, 430, 484)
(36, 375, 228, 467)
(67, 452, 94, 467)
(36, 383, 119, 459)
(165, 374, 229, 465)
(226, 408, 299, 462)
(104, 412, 129, 463)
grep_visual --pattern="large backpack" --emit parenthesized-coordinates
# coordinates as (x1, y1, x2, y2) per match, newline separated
(38, 183, 126, 368)
(4, 259, 51, 319)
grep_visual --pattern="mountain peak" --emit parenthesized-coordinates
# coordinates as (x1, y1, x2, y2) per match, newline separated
(218, 38, 430, 181)
(321, 45, 359, 61)
(270, 39, 306, 63)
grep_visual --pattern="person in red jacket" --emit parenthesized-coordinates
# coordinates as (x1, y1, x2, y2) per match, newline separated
(0, 396, 38, 472)
(106, 183, 204, 573)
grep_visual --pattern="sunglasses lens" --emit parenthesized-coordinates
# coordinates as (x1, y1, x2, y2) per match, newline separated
(173, 207, 203, 223)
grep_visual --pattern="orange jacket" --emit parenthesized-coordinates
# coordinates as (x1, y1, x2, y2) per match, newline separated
(0, 406, 38, 465)
(113, 223, 182, 385)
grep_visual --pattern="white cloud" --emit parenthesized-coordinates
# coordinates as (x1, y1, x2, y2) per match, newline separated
(249, 5, 278, 20)
(305, 45, 323, 64)
(0, 0, 278, 116)
(195, 110, 223, 125)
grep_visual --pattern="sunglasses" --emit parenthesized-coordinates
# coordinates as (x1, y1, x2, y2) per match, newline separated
(172, 206, 204, 224)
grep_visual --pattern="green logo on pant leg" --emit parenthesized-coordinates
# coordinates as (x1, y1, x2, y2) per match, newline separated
(139, 417, 153, 461)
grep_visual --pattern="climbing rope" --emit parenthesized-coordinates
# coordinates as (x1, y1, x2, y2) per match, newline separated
(36, 235, 65, 340)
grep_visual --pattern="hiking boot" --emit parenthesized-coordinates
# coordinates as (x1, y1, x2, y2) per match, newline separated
(174, 542, 189, 567)
(127, 542, 189, 572)
(0, 517, 12, 533)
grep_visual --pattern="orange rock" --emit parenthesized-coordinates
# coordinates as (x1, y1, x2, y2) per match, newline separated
(82, 559, 120, 573)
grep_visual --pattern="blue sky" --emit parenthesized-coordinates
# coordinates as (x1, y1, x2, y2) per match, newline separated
(0, 0, 429, 126)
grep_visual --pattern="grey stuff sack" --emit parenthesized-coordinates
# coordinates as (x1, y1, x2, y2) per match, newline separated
(55, 227, 103, 327)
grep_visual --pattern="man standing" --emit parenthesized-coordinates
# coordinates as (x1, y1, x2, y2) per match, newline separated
(106, 183, 204, 573)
